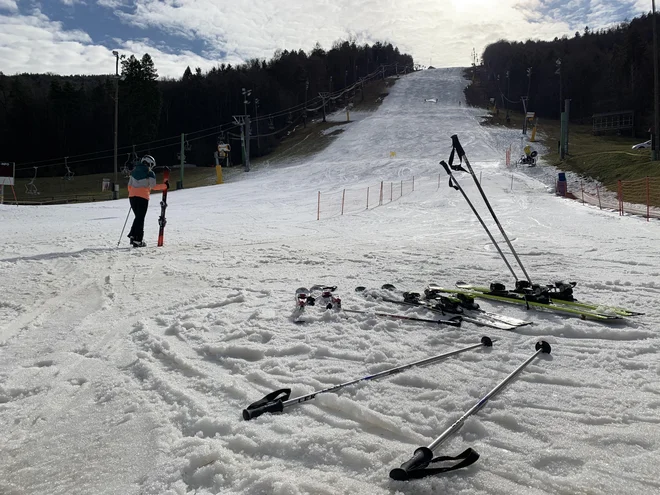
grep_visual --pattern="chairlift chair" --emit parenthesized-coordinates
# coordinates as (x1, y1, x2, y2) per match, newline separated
(26, 166, 39, 195)
(63, 163, 74, 181)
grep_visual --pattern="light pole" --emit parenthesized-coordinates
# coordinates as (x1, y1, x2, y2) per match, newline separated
(112, 50, 119, 200)
(254, 97, 260, 151)
(653, 1, 659, 160)
(304, 80, 309, 128)
(305, 80, 309, 109)
(242, 87, 251, 116)
(555, 59, 562, 118)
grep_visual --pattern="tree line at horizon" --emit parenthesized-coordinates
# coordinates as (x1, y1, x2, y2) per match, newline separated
(0, 40, 413, 178)
(466, 13, 659, 136)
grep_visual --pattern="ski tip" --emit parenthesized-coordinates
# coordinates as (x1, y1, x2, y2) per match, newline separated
(536, 340, 552, 354)
(481, 336, 493, 347)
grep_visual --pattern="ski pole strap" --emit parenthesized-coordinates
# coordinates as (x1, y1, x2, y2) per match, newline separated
(439, 161, 460, 190)
(451, 134, 466, 159)
(389, 447, 479, 481)
(242, 388, 291, 420)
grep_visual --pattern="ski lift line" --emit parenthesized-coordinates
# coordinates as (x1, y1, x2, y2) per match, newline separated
(15, 64, 398, 170)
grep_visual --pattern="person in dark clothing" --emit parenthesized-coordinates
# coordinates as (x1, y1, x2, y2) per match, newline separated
(127, 155, 168, 247)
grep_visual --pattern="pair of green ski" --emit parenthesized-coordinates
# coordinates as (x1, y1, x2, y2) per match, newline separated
(437, 135, 643, 323)
(426, 283, 643, 322)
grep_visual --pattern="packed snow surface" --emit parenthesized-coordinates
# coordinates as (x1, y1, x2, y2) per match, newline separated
(1, 68, 660, 495)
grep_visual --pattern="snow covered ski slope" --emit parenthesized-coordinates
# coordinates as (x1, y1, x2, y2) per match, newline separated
(1, 68, 660, 494)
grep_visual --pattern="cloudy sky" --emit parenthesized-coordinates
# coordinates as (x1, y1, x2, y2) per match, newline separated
(0, 0, 650, 79)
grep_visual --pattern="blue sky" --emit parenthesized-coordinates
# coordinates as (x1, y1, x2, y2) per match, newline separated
(0, 0, 649, 78)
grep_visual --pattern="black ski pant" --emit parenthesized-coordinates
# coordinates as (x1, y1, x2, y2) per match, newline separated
(128, 196, 149, 242)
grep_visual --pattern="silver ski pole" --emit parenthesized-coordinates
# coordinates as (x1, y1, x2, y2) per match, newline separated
(243, 337, 494, 420)
(390, 340, 552, 481)
(450, 134, 533, 285)
(117, 206, 132, 247)
(440, 160, 519, 282)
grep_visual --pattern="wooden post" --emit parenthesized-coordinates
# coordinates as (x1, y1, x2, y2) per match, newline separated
(379, 181, 383, 205)
(366, 186, 369, 209)
(618, 180, 623, 215)
(341, 189, 345, 215)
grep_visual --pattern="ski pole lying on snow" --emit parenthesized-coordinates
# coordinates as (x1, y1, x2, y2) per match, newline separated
(390, 340, 552, 481)
(342, 308, 462, 327)
(243, 336, 494, 421)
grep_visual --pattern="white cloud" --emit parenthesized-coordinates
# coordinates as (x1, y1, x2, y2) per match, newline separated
(110, 0, 591, 70)
(0, 11, 220, 77)
(0, 0, 18, 13)
(96, 0, 130, 8)
(0, 0, 650, 77)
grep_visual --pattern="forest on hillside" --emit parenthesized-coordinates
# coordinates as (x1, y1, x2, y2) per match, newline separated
(466, 13, 659, 135)
(0, 41, 413, 178)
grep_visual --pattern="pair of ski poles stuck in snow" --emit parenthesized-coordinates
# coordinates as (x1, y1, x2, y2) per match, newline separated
(441, 134, 534, 288)
(243, 338, 552, 480)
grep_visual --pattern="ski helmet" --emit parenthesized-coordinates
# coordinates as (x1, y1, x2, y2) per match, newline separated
(141, 155, 156, 169)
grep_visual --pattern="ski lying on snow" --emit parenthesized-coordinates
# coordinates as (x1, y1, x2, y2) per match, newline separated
(355, 285, 530, 330)
(384, 299, 524, 330)
(454, 282, 643, 317)
(293, 286, 341, 323)
(425, 284, 626, 321)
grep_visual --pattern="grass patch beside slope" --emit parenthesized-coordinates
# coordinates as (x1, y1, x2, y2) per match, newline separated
(480, 108, 656, 192)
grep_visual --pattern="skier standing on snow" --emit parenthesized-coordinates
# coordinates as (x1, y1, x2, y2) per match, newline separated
(127, 155, 169, 247)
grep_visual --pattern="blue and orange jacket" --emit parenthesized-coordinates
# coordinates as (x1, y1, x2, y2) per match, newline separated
(128, 164, 167, 200)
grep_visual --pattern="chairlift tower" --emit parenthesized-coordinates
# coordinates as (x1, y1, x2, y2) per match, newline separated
(319, 92, 330, 122)
(233, 115, 251, 172)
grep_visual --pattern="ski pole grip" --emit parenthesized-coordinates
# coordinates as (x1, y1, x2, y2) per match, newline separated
(451, 135, 465, 158)
(242, 388, 291, 421)
(536, 340, 552, 354)
(443, 316, 462, 327)
(389, 446, 433, 481)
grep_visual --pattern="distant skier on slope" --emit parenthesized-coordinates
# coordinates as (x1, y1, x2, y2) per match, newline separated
(127, 155, 169, 247)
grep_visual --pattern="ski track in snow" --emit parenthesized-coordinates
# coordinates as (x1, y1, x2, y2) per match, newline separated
(1, 68, 660, 494)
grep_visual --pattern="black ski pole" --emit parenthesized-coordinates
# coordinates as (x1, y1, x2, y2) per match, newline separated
(390, 340, 552, 481)
(243, 336, 494, 420)
(439, 160, 519, 282)
(117, 205, 132, 247)
(449, 134, 533, 286)
(343, 308, 462, 327)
